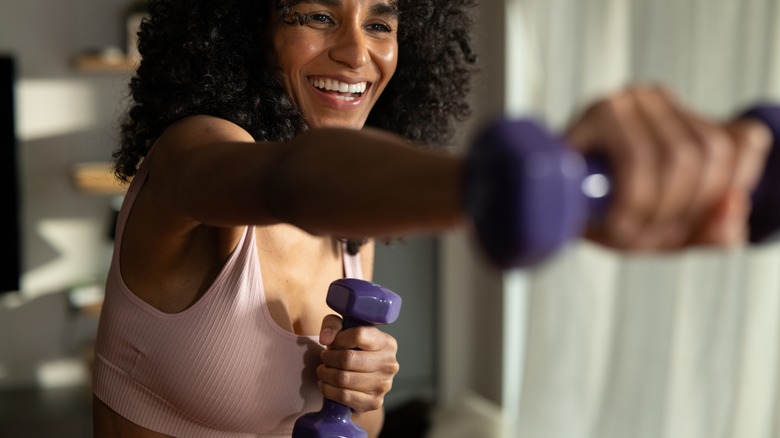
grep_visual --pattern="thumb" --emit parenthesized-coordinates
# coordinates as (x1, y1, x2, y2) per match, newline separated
(319, 314, 343, 346)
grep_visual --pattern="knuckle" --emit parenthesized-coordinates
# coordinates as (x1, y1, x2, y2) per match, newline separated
(665, 143, 698, 169)
(387, 335, 399, 352)
(597, 94, 627, 116)
(586, 91, 630, 120)
(652, 83, 677, 101)
(743, 122, 773, 155)
(336, 388, 355, 407)
(700, 128, 731, 158)
(365, 397, 384, 412)
(378, 378, 394, 394)
(340, 350, 359, 369)
(729, 119, 772, 157)
(353, 326, 372, 345)
(384, 360, 400, 376)
(335, 371, 351, 388)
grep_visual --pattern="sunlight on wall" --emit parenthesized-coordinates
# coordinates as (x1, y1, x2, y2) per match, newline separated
(16, 79, 99, 141)
(20, 218, 111, 304)
(505, 0, 539, 119)
(36, 358, 89, 389)
(500, 0, 535, 430)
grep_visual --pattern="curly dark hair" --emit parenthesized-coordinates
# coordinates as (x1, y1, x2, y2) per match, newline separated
(114, 0, 478, 182)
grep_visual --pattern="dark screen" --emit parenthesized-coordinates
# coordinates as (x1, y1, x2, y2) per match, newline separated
(0, 55, 20, 294)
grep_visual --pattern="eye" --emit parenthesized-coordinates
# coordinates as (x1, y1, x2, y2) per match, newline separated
(307, 12, 335, 25)
(366, 22, 394, 33)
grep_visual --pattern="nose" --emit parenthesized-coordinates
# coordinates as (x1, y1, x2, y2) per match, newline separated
(329, 21, 369, 68)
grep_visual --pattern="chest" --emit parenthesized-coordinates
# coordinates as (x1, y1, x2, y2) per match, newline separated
(255, 226, 350, 336)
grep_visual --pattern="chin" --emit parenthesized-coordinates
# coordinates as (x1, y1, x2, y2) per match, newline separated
(308, 118, 367, 130)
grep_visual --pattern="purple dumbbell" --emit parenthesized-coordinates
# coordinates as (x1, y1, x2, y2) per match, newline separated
(463, 103, 780, 269)
(292, 278, 402, 438)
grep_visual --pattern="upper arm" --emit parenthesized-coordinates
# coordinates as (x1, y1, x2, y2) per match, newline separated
(147, 115, 289, 227)
(145, 116, 464, 236)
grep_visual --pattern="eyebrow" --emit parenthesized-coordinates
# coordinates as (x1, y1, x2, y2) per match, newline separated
(297, 0, 399, 18)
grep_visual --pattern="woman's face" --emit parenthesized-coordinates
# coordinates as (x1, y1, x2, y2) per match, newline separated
(272, 0, 399, 130)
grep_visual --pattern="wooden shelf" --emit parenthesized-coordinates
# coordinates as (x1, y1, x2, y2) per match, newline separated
(72, 54, 138, 74)
(71, 162, 128, 195)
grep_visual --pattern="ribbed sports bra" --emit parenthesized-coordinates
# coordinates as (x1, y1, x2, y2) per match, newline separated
(92, 148, 364, 437)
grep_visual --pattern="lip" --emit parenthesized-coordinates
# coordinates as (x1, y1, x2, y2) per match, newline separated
(306, 76, 372, 110)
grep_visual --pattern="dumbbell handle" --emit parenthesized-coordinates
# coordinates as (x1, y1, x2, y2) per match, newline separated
(463, 103, 780, 269)
(309, 316, 373, 436)
(292, 279, 402, 438)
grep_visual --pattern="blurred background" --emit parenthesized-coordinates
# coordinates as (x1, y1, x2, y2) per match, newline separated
(2, 0, 780, 437)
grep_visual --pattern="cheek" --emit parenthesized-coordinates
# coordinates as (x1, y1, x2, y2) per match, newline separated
(273, 34, 297, 74)
(376, 42, 398, 83)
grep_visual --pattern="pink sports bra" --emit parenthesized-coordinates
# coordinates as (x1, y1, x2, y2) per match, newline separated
(92, 149, 363, 437)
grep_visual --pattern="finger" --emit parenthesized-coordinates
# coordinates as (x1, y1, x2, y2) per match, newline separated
(654, 101, 735, 248)
(319, 314, 343, 346)
(724, 118, 772, 192)
(317, 364, 395, 396)
(630, 86, 703, 244)
(321, 347, 399, 374)
(565, 91, 658, 248)
(328, 325, 398, 352)
(318, 380, 387, 413)
(688, 118, 772, 247)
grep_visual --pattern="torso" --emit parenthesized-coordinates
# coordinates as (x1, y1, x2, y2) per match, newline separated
(94, 164, 374, 437)
(94, 222, 374, 437)
(93, 116, 375, 436)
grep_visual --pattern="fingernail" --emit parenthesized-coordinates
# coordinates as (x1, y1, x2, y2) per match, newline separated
(320, 328, 334, 343)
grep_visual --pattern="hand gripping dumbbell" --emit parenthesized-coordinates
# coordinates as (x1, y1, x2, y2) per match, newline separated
(292, 278, 402, 438)
(462, 103, 780, 269)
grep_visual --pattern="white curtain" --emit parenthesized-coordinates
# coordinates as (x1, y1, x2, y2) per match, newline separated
(506, 1, 780, 437)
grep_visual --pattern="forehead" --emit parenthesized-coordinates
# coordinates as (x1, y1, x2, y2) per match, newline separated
(290, 0, 399, 16)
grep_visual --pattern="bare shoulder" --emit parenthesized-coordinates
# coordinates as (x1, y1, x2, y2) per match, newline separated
(163, 115, 254, 144)
(152, 115, 255, 160)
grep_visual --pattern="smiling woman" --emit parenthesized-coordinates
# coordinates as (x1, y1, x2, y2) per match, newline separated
(271, 0, 399, 129)
(92, 0, 477, 437)
(90, 0, 773, 436)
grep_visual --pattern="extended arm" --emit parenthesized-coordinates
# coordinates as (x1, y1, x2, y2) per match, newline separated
(150, 115, 466, 237)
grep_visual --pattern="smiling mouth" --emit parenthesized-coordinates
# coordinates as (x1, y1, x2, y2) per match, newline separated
(308, 77, 368, 102)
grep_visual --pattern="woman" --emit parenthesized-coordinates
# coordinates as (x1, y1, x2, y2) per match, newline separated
(93, 1, 474, 436)
(92, 0, 770, 436)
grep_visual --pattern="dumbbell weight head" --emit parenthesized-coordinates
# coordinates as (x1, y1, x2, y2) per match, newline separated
(464, 103, 780, 269)
(462, 118, 603, 269)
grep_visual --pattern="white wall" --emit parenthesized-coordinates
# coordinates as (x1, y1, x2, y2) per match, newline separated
(438, 0, 510, 408)
(0, 0, 134, 389)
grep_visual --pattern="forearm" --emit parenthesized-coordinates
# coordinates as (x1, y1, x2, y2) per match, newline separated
(157, 117, 468, 236)
(267, 127, 468, 237)
(352, 408, 384, 438)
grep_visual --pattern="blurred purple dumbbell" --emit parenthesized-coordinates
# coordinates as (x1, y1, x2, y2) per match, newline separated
(463, 103, 780, 269)
(292, 278, 402, 438)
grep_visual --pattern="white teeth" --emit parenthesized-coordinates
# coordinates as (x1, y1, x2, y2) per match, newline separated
(309, 78, 367, 95)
